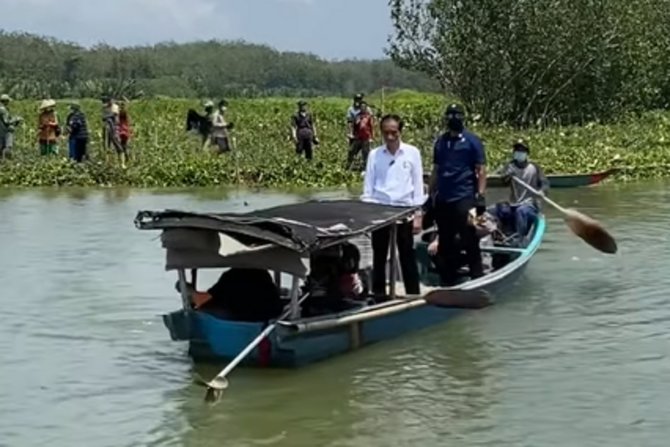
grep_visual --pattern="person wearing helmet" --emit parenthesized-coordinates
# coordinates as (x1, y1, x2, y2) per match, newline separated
(291, 100, 319, 160)
(0, 94, 22, 160)
(429, 103, 487, 286)
(494, 139, 549, 238)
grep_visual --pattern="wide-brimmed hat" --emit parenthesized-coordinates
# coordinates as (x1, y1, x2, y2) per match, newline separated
(39, 99, 56, 110)
(0, 94, 11, 102)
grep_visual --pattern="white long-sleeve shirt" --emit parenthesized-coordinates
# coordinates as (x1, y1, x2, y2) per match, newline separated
(360, 142, 426, 207)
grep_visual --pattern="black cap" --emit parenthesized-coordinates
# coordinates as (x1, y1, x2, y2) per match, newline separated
(297, 100, 307, 106)
(354, 93, 364, 100)
(445, 103, 464, 115)
(513, 138, 529, 151)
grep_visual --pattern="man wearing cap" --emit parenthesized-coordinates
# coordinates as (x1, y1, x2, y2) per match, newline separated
(347, 101, 375, 170)
(429, 104, 487, 286)
(346, 93, 366, 168)
(0, 94, 22, 159)
(291, 100, 319, 160)
(495, 139, 549, 238)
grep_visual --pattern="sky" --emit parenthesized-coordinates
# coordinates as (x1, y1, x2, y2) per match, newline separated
(0, 0, 394, 60)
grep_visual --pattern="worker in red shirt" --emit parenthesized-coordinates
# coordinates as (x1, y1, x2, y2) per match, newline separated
(347, 101, 375, 171)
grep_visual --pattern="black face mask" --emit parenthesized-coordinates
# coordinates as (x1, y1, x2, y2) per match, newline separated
(447, 118, 464, 133)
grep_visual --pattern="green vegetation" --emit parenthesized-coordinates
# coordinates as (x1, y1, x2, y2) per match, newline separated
(0, 31, 437, 100)
(388, 0, 670, 125)
(2, 92, 670, 188)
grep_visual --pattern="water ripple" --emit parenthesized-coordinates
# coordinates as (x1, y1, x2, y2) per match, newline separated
(1, 183, 670, 446)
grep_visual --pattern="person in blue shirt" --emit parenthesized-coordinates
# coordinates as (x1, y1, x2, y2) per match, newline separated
(429, 104, 487, 286)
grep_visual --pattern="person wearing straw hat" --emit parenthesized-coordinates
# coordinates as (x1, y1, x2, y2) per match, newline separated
(37, 99, 60, 156)
(0, 94, 22, 160)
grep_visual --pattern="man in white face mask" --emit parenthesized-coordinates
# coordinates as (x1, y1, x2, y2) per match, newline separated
(497, 139, 549, 238)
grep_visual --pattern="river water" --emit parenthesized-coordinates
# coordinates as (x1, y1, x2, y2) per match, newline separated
(0, 181, 669, 447)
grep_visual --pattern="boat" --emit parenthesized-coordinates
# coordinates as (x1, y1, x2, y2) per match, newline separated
(489, 168, 617, 188)
(134, 199, 545, 368)
(424, 168, 617, 189)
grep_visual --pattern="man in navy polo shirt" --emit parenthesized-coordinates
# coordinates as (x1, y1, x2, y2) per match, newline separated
(429, 104, 487, 286)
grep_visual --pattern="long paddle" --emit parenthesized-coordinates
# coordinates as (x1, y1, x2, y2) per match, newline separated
(198, 292, 311, 403)
(512, 177, 618, 254)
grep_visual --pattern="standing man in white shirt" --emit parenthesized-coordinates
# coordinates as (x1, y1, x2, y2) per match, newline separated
(361, 114, 425, 296)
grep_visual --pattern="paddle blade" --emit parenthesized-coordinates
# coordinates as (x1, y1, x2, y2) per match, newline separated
(423, 289, 493, 309)
(564, 209, 618, 254)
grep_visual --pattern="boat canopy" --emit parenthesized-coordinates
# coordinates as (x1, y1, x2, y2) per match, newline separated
(134, 199, 419, 276)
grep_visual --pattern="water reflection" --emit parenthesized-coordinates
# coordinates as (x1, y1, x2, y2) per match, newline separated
(164, 317, 494, 447)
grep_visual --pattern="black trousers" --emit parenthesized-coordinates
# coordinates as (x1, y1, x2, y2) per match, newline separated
(296, 137, 313, 160)
(72, 138, 88, 163)
(435, 198, 483, 285)
(371, 221, 420, 295)
(347, 139, 370, 169)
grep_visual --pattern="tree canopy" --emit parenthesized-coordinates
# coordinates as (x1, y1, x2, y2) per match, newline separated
(0, 31, 439, 100)
(387, 0, 670, 125)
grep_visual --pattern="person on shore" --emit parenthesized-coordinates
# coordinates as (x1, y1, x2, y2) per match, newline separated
(210, 99, 233, 154)
(346, 93, 364, 165)
(0, 94, 22, 160)
(65, 101, 89, 163)
(118, 99, 132, 162)
(347, 101, 375, 171)
(429, 103, 487, 286)
(494, 139, 549, 239)
(38, 99, 60, 156)
(291, 100, 319, 160)
(101, 96, 123, 166)
(361, 114, 425, 297)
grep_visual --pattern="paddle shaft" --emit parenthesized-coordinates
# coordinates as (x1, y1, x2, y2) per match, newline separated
(512, 176, 567, 214)
(208, 292, 310, 386)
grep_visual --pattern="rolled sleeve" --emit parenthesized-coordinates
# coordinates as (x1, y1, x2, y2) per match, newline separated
(471, 135, 486, 165)
(360, 149, 376, 202)
(411, 149, 426, 207)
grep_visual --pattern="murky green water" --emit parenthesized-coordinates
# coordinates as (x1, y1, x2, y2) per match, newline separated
(1, 181, 669, 447)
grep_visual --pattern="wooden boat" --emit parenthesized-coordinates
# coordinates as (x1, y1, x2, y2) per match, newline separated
(424, 168, 617, 189)
(134, 199, 545, 368)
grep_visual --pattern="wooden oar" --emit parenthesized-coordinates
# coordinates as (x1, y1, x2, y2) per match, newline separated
(512, 177, 618, 254)
(197, 292, 311, 403)
(422, 289, 493, 309)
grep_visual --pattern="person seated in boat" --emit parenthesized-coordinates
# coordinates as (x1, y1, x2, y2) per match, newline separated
(493, 139, 549, 240)
(177, 268, 284, 322)
(303, 242, 366, 316)
(174, 280, 212, 309)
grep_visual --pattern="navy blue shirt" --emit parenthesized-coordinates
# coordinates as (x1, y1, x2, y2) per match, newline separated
(433, 130, 486, 203)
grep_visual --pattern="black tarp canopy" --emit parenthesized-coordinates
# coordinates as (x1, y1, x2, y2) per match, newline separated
(134, 199, 418, 253)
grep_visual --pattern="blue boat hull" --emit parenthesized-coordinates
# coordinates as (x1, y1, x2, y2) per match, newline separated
(163, 216, 546, 367)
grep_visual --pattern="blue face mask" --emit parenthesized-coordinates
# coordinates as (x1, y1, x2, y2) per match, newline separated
(513, 151, 528, 163)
